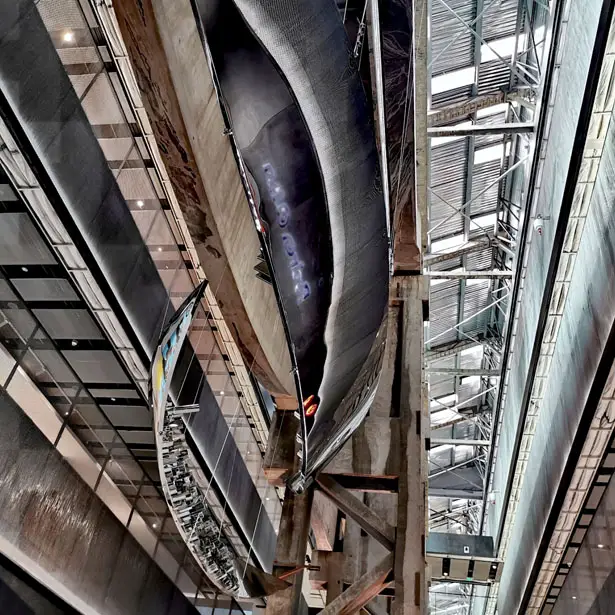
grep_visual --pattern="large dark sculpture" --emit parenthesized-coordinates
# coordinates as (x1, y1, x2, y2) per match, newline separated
(193, 0, 389, 491)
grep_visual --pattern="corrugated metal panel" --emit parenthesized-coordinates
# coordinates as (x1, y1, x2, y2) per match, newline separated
(431, 0, 475, 75)
(470, 158, 502, 215)
(432, 83, 475, 108)
(459, 281, 492, 337)
(430, 140, 468, 238)
(477, 59, 513, 94)
(429, 279, 462, 346)
(482, 0, 523, 41)
(466, 246, 495, 270)
(474, 111, 509, 148)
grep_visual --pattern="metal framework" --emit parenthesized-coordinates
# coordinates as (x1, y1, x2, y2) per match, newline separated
(425, 0, 552, 612)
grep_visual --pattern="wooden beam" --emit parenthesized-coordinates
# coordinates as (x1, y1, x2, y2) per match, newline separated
(392, 277, 427, 615)
(263, 410, 298, 486)
(320, 553, 394, 615)
(316, 474, 396, 552)
(266, 470, 313, 614)
(326, 475, 399, 493)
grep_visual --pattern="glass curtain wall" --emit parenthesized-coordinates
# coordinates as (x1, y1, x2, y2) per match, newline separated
(32, 0, 281, 529)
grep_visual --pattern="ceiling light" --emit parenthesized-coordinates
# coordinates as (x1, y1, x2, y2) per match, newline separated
(220, 391, 225, 395)
(111, 397, 116, 402)
(63, 31, 74, 43)
(152, 522, 157, 529)
(572, 596, 577, 600)
(443, 572, 449, 576)
(21, 266, 28, 272)
(157, 247, 162, 252)
(64, 411, 69, 417)
(71, 340, 78, 347)
(136, 200, 144, 208)
(265, 497, 270, 501)
(598, 543, 605, 548)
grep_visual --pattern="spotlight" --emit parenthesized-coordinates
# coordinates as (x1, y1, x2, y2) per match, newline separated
(442, 557, 451, 578)
(21, 266, 28, 272)
(63, 31, 74, 43)
(137, 200, 144, 208)
(71, 340, 78, 347)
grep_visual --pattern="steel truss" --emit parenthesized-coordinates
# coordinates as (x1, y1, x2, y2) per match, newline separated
(425, 0, 550, 561)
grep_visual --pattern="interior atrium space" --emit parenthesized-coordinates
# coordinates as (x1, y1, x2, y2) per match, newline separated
(1, 0, 615, 613)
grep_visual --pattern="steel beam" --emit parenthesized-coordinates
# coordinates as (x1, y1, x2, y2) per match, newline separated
(426, 337, 488, 362)
(427, 368, 499, 376)
(428, 91, 506, 126)
(431, 438, 490, 447)
(426, 294, 508, 345)
(424, 237, 493, 266)
(426, 270, 513, 279)
(428, 488, 484, 500)
(428, 122, 534, 137)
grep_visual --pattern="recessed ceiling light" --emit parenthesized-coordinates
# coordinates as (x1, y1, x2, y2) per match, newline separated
(21, 266, 28, 272)
(158, 247, 162, 252)
(443, 572, 449, 577)
(152, 522, 157, 529)
(136, 200, 144, 208)
(111, 397, 116, 402)
(220, 391, 225, 395)
(572, 596, 577, 600)
(71, 340, 78, 347)
(598, 544, 605, 548)
(64, 411, 69, 416)
(265, 497, 270, 501)
(63, 31, 74, 43)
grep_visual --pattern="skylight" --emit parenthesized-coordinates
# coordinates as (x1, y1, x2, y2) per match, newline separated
(430, 233, 466, 254)
(474, 144, 504, 165)
(431, 66, 475, 96)
(481, 34, 527, 63)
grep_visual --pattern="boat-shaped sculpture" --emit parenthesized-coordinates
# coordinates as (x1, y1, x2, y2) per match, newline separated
(193, 0, 390, 491)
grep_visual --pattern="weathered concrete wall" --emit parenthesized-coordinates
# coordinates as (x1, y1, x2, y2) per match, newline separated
(488, 0, 604, 538)
(496, 7, 615, 612)
(552, 438, 615, 615)
(113, 0, 293, 396)
(0, 391, 198, 615)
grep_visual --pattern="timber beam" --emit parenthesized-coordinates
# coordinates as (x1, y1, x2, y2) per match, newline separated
(320, 554, 394, 615)
(316, 474, 396, 551)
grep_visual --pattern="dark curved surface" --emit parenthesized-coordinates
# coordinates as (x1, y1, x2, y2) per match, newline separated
(195, 0, 389, 485)
(196, 0, 333, 422)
